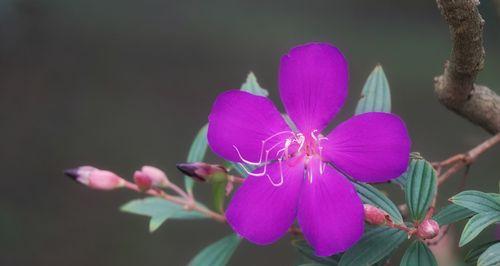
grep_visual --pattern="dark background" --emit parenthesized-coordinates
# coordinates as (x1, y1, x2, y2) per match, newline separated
(0, 0, 499, 265)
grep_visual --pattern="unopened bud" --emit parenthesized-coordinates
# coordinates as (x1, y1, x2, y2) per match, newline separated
(64, 166, 124, 190)
(176, 162, 227, 182)
(364, 204, 389, 225)
(133, 165, 169, 191)
(417, 219, 440, 240)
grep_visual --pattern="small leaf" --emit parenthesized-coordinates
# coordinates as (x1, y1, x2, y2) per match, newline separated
(477, 242, 500, 266)
(405, 158, 437, 221)
(354, 182, 404, 224)
(459, 212, 500, 247)
(292, 239, 341, 265)
(240, 72, 269, 97)
(433, 204, 475, 226)
(212, 180, 227, 213)
(184, 124, 209, 194)
(355, 65, 391, 115)
(450, 190, 500, 213)
(391, 153, 422, 189)
(189, 234, 241, 266)
(464, 240, 499, 265)
(120, 197, 205, 232)
(400, 241, 437, 266)
(339, 226, 407, 266)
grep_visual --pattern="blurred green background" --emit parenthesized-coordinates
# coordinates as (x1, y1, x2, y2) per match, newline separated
(0, 0, 499, 265)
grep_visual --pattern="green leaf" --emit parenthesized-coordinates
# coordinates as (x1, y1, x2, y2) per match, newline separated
(405, 158, 437, 221)
(459, 212, 500, 247)
(464, 240, 499, 265)
(184, 124, 209, 194)
(355, 65, 391, 115)
(189, 234, 241, 266)
(292, 239, 341, 265)
(400, 241, 437, 266)
(240, 72, 269, 97)
(339, 226, 407, 266)
(391, 153, 422, 189)
(433, 204, 475, 226)
(450, 190, 500, 213)
(354, 182, 404, 224)
(120, 197, 205, 232)
(212, 180, 227, 213)
(477, 242, 500, 266)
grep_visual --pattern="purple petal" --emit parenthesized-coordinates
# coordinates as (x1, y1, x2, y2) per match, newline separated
(298, 158, 364, 256)
(323, 112, 411, 183)
(279, 43, 348, 133)
(208, 90, 291, 163)
(225, 161, 304, 245)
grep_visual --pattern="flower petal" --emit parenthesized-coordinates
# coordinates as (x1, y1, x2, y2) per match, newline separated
(323, 112, 411, 183)
(279, 43, 348, 133)
(208, 90, 291, 163)
(225, 160, 304, 245)
(298, 158, 364, 256)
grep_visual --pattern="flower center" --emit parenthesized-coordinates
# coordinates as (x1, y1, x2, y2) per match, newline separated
(232, 129, 327, 186)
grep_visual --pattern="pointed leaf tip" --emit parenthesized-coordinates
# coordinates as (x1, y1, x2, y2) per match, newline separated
(240, 72, 269, 97)
(355, 65, 391, 114)
(189, 234, 241, 266)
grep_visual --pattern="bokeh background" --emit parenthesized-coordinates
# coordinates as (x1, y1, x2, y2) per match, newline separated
(0, 0, 499, 265)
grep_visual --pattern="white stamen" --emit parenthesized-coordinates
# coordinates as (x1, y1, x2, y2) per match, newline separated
(233, 130, 295, 165)
(266, 158, 284, 187)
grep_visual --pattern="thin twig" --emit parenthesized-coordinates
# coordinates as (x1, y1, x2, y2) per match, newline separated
(436, 133, 500, 186)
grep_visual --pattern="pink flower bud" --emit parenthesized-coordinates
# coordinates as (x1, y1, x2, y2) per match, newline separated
(133, 171, 152, 191)
(417, 219, 440, 240)
(176, 162, 227, 182)
(65, 166, 124, 190)
(133, 165, 169, 191)
(364, 204, 389, 225)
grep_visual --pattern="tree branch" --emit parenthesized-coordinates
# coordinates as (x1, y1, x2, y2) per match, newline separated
(434, 0, 500, 134)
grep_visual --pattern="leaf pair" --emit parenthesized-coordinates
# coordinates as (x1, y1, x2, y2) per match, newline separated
(449, 190, 500, 247)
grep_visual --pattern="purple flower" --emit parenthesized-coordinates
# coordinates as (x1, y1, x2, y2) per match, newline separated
(207, 43, 411, 256)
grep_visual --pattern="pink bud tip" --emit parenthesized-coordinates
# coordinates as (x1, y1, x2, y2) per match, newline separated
(417, 219, 440, 240)
(133, 165, 169, 191)
(364, 204, 389, 225)
(176, 162, 227, 182)
(64, 166, 124, 190)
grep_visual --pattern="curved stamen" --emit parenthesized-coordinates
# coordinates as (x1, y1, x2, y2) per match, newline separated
(233, 130, 295, 165)
(236, 141, 282, 176)
(266, 158, 284, 187)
